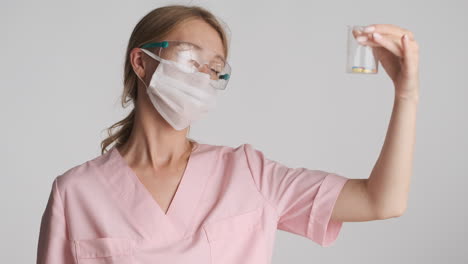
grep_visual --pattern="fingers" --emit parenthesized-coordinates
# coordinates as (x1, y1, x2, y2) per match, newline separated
(352, 29, 360, 39)
(357, 32, 403, 58)
(364, 24, 415, 40)
(353, 24, 418, 63)
(355, 37, 380, 48)
(370, 32, 403, 57)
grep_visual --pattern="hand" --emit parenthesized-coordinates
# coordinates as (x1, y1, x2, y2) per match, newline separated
(353, 24, 420, 100)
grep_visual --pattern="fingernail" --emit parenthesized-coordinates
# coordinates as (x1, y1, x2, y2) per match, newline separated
(356, 36, 368, 42)
(364, 26, 375, 33)
(373, 32, 382, 39)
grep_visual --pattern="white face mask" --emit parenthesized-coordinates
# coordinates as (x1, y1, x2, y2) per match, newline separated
(135, 49, 219, 131)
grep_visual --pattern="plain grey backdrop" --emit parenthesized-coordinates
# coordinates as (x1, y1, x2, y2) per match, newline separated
(2, 0, 467, 263)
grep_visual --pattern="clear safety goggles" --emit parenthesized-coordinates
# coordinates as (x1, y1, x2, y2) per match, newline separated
(139, 40, 231, 90)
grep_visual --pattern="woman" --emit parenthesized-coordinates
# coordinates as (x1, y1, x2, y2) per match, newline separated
(37, 4, 419, 264)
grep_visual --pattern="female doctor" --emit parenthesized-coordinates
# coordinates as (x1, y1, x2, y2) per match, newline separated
(37, 4, 419, 264)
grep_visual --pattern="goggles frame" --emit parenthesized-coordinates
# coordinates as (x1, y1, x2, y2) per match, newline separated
(140, 41, 231, 81)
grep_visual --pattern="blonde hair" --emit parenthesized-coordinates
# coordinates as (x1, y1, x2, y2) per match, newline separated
(100, 5, 230, 154)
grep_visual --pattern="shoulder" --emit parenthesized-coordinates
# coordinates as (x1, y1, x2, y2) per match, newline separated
(197, 142, 269, 174)
(53, 150, 113, 194)
(198, 142, 262, 159)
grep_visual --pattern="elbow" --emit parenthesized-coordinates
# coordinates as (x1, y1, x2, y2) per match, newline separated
(376, 203, 407, 220)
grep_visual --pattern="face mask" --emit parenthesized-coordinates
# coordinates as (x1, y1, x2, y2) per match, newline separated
(135, 49, 219, 131)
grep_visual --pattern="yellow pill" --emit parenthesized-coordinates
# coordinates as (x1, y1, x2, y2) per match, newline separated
(352, 67, 363, 73)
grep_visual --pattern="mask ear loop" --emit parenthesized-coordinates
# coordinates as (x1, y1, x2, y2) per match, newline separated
(134, 47, 163, 90)
(137, 47, 170, 89)
(134, 67, 149, 90)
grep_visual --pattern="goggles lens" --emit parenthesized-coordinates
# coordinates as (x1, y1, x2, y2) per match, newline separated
(140, 41, 231, 90)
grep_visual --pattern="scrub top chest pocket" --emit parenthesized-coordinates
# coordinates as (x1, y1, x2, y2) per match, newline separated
(73, 237, 135, 264)
(202, 207, 268, 264)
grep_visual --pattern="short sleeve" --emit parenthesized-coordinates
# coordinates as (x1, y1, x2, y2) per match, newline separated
(243, 143, 350, 247)
(37, 177, 74, 264)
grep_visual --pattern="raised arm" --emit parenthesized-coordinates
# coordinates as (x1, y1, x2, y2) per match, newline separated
(331, 23, 420, 222)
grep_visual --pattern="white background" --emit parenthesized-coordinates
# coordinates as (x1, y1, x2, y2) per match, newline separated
(1, 0, 467, 263)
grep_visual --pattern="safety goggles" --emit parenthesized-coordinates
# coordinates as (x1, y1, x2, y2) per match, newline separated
(140, 40, 231, 90)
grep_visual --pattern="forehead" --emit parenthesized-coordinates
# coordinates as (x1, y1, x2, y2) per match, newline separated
(164, 18, 225, 60)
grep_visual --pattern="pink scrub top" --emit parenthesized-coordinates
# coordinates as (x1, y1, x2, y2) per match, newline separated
(37, 142, 350, 264)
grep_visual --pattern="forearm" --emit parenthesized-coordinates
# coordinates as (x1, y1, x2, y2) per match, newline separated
(366, 93, 419, 218)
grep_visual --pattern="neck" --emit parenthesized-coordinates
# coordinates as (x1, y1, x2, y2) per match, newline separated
(117, 102, 193, 169)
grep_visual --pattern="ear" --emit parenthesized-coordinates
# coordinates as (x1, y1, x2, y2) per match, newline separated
(130, 48, 146, 80)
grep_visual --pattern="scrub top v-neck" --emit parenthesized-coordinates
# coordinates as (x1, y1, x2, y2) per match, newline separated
(37, 142, 350, 264)
(112, 143, 206, 241)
